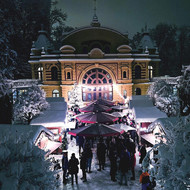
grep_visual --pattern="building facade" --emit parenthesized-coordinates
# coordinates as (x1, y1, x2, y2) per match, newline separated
(29, 16, 160, 103)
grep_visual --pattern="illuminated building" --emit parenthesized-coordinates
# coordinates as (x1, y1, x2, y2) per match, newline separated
(29, 12, 160, 103)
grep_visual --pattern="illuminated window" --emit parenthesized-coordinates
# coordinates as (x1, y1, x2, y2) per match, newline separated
(82, 68, 113, 101)
(52, 90, 59, 97)
(38, 67, 43, 80)
(135, 65, 141, 79)
(123, 90, 127, 99)
(51, 67, 58, 81)
(68, 91, 71, 101)
(148, 66, 153, 79)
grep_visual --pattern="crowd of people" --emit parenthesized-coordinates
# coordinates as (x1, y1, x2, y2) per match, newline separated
(61, 132, 155, 189)
(61, 104, 156, 189)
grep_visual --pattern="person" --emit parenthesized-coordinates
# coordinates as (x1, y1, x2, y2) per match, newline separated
(139, 143, 147, 164)
(129, 139, 136, 180)
(97, 137, 106, 171)
(118, 148, 130, 186)
(109, 149, 117, 181)
(84, 142, 93, 173)
(80, 152, 87, 182)
(62, 151, 69, 184)
(139, 170, 151, 190)
(78, 136, 85, 155)
(68, 153, 79, 185)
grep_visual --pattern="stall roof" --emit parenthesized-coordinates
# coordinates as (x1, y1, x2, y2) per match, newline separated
(129, 95, 153, 109)
(31, 98, 67, 128)
(130, 95, 167, 123)
(133, 107, 167, 123)
(0, 124, 54, 143)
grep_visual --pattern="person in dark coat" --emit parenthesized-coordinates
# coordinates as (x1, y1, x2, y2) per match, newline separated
(68, 153, 79, 185)
(77, 136, 85, 155)
(97, 138, 106, 171)
(139, 143, 147, 164)
(84, 142, 93, 173)
(109, 146, 117, 182)
(80, 152, 87, 182)
(62, 151, 69, 184)
(119, 149, 130, 185)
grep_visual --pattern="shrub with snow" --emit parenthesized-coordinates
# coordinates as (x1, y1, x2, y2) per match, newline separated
(0, 130, 60, 190)
(13, 86, 49, 124)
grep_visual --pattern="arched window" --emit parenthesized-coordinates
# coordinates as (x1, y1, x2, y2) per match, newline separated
(67, 72, 71, 79)
(52, 89, 59, 97)
(123, 71, 127, 79)
(38, 67, 43, 80)
(135, 65, 141, 79)
(51, 67, 58, 81)
(82, 68, 113, 101)
(123, 90, 127, 99)
(135, 88, 141, 95)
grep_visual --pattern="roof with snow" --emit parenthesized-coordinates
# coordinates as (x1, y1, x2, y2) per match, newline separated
(130, 95, 167, 123)
(138, 30, 156, 50)
(148, 116, 189, 135)
(0, 124, 53, 143)
(30, 98, 67, 128)
(34, 30, 53, 50)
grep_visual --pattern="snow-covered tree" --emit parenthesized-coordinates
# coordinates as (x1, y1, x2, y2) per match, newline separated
(68, 83, 82, 108)
(13, 86, 49, 124)
(177, 65, 190, 116)
(147, 80, 173, 104)
(142, 116, 190, 190)
(155, 96, 180, 117)
(0, 130, 60, 190)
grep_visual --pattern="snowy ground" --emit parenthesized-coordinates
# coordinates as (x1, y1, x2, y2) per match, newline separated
(52, 136, 159, 190)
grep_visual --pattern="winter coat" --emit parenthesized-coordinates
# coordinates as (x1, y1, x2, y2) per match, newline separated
(80, 154, 87, 170)
(139, 145, 147, 164)
(140, 172, 150, 190)
(62, 155, 69, 171)
(110, 155, 117, 175)
(85, 147, 93, 159)
(97, 142, 106, 159)
(68, 157, 79, 174)
(119, 151, 130, 173)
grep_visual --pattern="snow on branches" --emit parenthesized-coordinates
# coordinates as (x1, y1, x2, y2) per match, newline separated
(142, 116, 190, 190)
(148, 80, 179, 117)
(68, 83, 82, 108)
(13, 86, 49, 124)
(0, 130, 60, 190)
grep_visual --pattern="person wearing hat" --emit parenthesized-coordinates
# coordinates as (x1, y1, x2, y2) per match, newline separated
(68, 153, 79, 185)
(62, 150, 68, 184)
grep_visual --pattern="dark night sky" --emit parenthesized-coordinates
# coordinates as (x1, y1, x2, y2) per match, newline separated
(57, 0, 190, 38)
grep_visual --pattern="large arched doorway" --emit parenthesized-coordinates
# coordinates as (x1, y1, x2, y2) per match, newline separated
(82, 68, 113, 101)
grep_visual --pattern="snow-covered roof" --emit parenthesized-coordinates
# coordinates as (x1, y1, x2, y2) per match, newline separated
(148, 116, 188, 135)
(129, 95, 153, 108)
(31, 98, 67, 128)
(133, 106, 167, 123)
(34, 30, 53, 50)
(138, 33, 156, 50)
(0, 124, 53, 143)
(130, 95, 167, 123)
